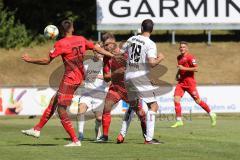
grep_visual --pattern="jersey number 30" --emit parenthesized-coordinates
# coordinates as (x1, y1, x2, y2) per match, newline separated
(72, 46, 83, 64)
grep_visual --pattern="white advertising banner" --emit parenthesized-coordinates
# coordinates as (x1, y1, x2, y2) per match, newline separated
(155, 86, 240, 114)
(97, 0, 240, 24)
(0, 86, 239, 116)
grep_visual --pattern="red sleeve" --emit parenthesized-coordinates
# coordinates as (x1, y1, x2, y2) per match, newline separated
(85, 39, 95, 50)
(188, 55, 198, 67)
(49, 41, 63, 58)
(103, 56, 111, 74)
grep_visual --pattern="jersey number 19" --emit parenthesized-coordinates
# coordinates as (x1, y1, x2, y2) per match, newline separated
(130, 43, 141, 63)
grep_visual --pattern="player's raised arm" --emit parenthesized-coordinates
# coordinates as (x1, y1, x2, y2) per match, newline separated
(93, 44, 114, 58)
(21, 53, 53, 65)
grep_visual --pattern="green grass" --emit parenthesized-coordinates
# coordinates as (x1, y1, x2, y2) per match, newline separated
(0, 116, 240, 160)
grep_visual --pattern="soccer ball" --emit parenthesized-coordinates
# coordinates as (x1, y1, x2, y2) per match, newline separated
(44, 25, 59, 39)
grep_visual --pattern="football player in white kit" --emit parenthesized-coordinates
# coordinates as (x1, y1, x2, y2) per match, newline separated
(77, 47, 108, 141)
(121, 19, 165, 144)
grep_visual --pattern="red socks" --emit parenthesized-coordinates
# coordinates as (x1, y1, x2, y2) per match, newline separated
(58, 108, 78, 143)
(135, 107, 146, 137)
(174, 101, 182, 118)
(199, 101, 211, 113)
(34, 95, 78, 143)
(34, 96, 56, 131)
(102, 112, 111, 137)
(174, 100, 210, 118)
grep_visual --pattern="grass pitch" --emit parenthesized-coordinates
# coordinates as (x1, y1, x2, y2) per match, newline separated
(0, 115, 240, 160)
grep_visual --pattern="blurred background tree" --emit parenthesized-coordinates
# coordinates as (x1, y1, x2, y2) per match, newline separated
(1, 0, 239, 48)
(3, 0, 96, 38)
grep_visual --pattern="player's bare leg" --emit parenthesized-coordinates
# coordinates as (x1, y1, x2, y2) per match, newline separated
(21, 95, 58, 138)
(77, 103, 88, 141)
(195, 98, 217, 127)
(171, 96, 184, 128)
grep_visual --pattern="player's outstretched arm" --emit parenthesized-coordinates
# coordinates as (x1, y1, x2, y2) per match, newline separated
(93, 45, 114, 58)
(22, 54, 52, 65)
(148, 52, 165, 68)
(177, 65, 198, 72)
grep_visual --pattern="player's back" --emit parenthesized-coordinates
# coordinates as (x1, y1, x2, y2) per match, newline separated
(57, 35, 88, 61)
(55, 35, 94, 84)
(123, 35, 157, 80)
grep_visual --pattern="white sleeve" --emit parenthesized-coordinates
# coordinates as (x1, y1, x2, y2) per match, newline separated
(120, 38, 132, 54)
(147, 43, 157, 58)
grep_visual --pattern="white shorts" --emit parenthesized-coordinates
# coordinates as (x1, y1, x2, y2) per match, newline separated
(79, 90, 106, 113)
(125, 75, 159, 103)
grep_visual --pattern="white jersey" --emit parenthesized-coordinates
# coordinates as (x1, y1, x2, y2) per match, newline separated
(121, 35, 157, 80)
(83, 58, 107, 92)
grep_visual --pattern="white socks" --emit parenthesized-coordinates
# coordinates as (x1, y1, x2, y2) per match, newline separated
(176, 117, 182, 121)
(146, 110, 156, 141)
(77, 114, 102, 139)
(95, 119, 102, 138)
(120, 108, 135, 137)
(78, 114, 85, 134)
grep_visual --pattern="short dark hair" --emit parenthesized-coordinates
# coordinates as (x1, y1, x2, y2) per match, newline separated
(141, 19, 154, 33)
(179, 41, 188, 45)
(101, 32, 115, 43)
(60, 19, 73, 35)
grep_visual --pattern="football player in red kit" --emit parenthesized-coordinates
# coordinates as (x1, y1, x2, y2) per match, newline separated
(96, 33, 146, 143)
(171, 41, 217, 128)
(21, 19, 113, 147)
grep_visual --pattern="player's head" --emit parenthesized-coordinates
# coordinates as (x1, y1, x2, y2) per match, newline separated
(102, 32, 117, 53)
(60, 19, 74, 37)
(179, 41, 189, 55)
(141, 19, 154, 33)
(102, 32, 115, 43)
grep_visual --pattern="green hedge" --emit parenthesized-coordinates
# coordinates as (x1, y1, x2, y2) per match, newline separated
(0, 9, 31, 48)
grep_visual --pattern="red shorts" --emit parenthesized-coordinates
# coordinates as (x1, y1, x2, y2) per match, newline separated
(105, 84, 128, 104)
(57, 81, 79, 106)
(174, 81, 200, 100)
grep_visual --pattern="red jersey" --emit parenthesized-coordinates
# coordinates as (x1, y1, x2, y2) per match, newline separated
(49, 36, 94, 84)
(177, 53, 197, 82)
(103, 54, 127, 88)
